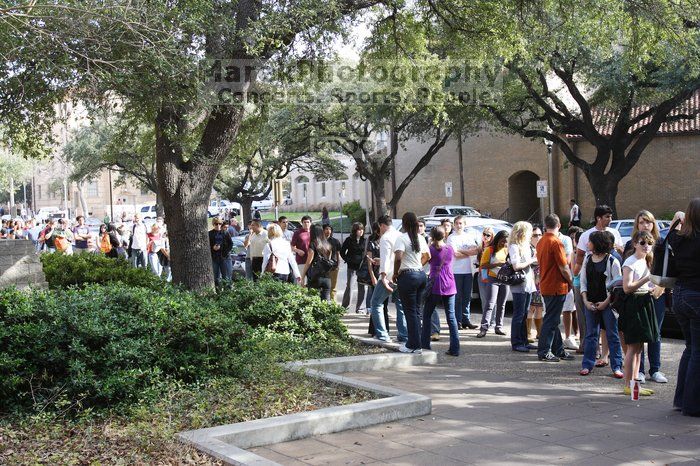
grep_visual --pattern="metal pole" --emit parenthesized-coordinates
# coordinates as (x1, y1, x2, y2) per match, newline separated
(108, 168, 114, 221)
(547, 144, 554, 214)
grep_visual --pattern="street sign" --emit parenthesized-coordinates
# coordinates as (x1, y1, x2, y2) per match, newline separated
(536, 180, 548, 198)
(445, 182, 453, 198)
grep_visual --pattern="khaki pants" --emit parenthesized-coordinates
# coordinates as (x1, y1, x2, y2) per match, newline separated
(329, 269, 339, 302)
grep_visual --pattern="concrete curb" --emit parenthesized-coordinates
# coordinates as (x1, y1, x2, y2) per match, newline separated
(178, 340, 435, 465)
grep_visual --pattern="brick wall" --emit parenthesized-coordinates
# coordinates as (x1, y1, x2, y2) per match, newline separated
(0, 240, 48, 289)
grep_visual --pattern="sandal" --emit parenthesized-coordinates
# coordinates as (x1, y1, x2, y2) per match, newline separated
(579, 368, 591, 376)
(595, 360, 609, 367)
(613, 370, 624, 379)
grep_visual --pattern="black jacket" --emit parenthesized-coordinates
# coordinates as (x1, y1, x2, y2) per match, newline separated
(340, 235, 366, 270)
(209, 229, 233, 259)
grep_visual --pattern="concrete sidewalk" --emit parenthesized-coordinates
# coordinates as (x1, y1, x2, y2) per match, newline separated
(250, 312, 700, 465)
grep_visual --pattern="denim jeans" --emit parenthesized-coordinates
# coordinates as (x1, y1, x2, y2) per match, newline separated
(640, 295, 666, 375)
(511, 292, 532, 349)
(673, 285, 700, 416)
(131, 249, 147, 268)
(370, 281, 407, 342)
(582, 306, 623, 371)
(455, 273, 474, 326)
(480, 279, 508, 331)
(397, 270, 427, 351)
(422, 294, 459, 355)
(431, 305, 441, 334)
(212, 257, 233, 284)
(310, 277, 332, 301)
(538, 294, 566, 358)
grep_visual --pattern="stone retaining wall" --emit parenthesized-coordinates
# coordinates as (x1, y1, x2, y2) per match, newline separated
(0, 240, 47, 289)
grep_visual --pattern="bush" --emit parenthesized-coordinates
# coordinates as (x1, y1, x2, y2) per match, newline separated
(40, 253, 164, 290)
(342, 200, 366, 225)
(0, 277, 351, 413)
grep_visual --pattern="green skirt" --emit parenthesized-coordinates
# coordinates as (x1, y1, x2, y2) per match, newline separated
(618, 292, 659, 344)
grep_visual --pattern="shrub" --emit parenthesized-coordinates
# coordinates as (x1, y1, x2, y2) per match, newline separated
(342, 200, 366, 225)
(0, 278, 351, 413)
(40, 253, 165, 290)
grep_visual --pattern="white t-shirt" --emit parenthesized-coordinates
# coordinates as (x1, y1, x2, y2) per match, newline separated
(622, 255, 654, 292)
(570, 204, 580, 222)
(577, 226, 623, 253)
(248, 230, 269, 257)
(558, 232, 573, 257)
(508, 243, 536, 293)
(447, 230, 480, 274)
(394, 233, 429, 272)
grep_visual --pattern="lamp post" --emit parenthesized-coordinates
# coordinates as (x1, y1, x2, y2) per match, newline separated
(545, 138, 554, 215)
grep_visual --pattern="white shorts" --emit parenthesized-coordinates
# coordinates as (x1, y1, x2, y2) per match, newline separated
(563, 289, 575, 312)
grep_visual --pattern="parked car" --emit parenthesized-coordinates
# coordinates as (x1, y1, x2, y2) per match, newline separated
(139, 203, 158, 219)
(420, 216, 512, 234)
(230, 237, 247, 279)
(208, 200, 241, 218)
(609, 219, 670, 245)
(426, 205, 482, 218)
(251, 197, 273, 211)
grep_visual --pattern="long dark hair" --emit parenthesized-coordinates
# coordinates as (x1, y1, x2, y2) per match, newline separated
(402, 212, 420, 253)
(492, 230, 509, 253)
(680, 198, 700, 238)
(368, 222, 381, 242)
(310, 224, 331, 257)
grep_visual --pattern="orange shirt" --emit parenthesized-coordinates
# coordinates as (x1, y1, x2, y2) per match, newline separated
(536, 232, 569, 296)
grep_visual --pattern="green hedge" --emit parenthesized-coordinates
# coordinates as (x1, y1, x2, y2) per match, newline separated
(0, 278, 350, 413)
(40, 252, 165, 290)
(342, 200, 366, 225)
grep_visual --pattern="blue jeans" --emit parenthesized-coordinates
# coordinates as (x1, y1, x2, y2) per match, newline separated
(212, 257, 233, 284)
(538, 294, 566, 358)
(149, 252, 162, 277)
(640, 295, 666, 375)
(131, 249, 147, 268)
(455, 273, 473, 326)
(582, 306, 623, 371)
(431, 309, 441, 335)
(673, 285, 700, 416)
(511, 292, 532, 349)
(422, 294, 459, 355)
(397, 270, 427, 350)
(370, 281, 407, 342)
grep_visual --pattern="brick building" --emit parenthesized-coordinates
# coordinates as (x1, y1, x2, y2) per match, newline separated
(290, 94, 700, 223)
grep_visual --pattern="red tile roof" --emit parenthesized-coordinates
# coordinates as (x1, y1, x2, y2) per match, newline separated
(566, 90, 700, 139)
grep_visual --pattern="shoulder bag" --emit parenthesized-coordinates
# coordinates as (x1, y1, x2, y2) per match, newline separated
(495, 253, 526, 286)
(265, 243, 278, 274)
(650, 218, 682, 288)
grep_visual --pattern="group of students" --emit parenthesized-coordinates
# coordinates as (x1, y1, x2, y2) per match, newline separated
(336, 201, 700, 416)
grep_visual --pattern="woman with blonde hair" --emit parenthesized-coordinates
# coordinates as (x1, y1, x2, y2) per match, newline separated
(623, 210, 667, 384)
(620, 230, 659, 396)
(508, 221, 538, 352)
(262, 223, 300, 283)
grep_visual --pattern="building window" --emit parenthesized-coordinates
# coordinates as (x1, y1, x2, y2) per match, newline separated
(321, 182, 326, 198)
(87, 181, 99, 198)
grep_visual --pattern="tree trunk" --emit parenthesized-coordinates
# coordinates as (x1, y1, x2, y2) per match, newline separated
(155, 190, 165, 218)
(371, 178, 390, 219)
(239, 197, 253, 224)
(586, 171, 620, 219)
(76, 182, 89, 217)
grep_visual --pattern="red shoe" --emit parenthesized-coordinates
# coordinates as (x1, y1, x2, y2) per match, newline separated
(613, 370, 624, 379)
(579, 368, 591, 376)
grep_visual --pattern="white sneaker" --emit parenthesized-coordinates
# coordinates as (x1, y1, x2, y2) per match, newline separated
(398, 344, 422, 354)
(564, 336, 579, 350)
(650, 372, 668, 383)
(637, 372, 646, 384)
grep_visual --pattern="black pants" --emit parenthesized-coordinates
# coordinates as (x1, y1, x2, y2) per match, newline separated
(310, 276, 332, 301)
(273, 273, 288, 282)
(251, 257, 263, 281)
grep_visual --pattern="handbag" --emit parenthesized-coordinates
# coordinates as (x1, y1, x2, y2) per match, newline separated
(265, 244, 278, 274)
(356, 239, 372, 286)
(306, 248, 336, 283)
(650, 218, 682, 288)
(495, 254, 526, 286)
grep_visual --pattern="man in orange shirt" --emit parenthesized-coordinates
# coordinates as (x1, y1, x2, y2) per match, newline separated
(536, 214, 575, 362)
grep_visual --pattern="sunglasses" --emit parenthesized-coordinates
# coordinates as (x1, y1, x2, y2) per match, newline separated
(483, 233, 492, 238)
(638, 240, 653, 246)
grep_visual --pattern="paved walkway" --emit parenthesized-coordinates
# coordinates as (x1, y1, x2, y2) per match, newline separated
(249, 303, 700, 465)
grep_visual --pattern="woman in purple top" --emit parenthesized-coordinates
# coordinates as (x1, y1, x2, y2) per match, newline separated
(421, 226, 460, 356)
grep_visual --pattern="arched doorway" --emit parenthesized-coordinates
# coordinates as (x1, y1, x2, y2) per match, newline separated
(508, 171, 540, 222)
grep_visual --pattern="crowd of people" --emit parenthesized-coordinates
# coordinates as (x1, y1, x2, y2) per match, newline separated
(4, 199, 700, 416)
